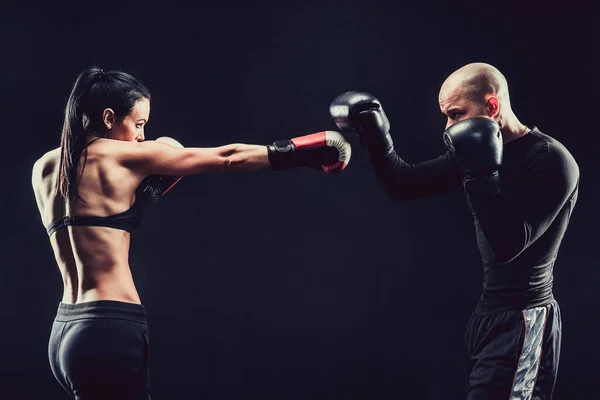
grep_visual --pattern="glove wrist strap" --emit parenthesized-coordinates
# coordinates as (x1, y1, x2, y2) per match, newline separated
(363, 131, 395, 156)
(463, 170, 501, 196)
(267, 140, 297, 171)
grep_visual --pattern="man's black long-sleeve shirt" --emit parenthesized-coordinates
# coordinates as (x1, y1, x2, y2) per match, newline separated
(369, 127, 579, 312)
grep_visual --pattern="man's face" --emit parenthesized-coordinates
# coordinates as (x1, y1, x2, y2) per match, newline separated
(438, 85, 487, 129)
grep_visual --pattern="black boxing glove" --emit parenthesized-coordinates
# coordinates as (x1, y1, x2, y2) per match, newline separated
(442, 117, 503, 179)
(329, 91, 394, 154)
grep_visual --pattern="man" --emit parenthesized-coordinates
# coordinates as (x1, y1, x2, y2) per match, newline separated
(329, 63, 579, 399)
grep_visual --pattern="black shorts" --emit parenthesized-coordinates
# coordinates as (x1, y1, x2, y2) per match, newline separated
(48, 301, 151, 400)
(465, 300, 561, 400)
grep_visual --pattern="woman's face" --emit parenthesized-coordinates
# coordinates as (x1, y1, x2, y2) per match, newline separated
(107, 97, 150, 142)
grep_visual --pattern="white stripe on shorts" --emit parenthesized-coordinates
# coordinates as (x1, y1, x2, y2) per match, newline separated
(510, 306, 548, 400)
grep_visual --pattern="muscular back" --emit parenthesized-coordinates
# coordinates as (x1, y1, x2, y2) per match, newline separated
(32, 139, 147, 304)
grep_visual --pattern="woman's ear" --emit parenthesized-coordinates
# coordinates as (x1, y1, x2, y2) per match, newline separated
(102, 108, 115, 129)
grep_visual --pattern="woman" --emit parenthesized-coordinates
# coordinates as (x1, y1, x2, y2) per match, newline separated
(32, 66, 350, 399)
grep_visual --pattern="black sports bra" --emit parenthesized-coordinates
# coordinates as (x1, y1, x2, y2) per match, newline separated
(46, 193, 144, 236)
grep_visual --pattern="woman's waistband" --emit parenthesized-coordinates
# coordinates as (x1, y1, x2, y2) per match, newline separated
(55, 300, 147, 324)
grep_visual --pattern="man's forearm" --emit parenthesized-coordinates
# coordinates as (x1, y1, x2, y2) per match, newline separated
(368, 149, 463, 201)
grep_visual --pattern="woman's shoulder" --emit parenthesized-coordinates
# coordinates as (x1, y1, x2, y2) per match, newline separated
(32, 147, 60, 179)
(89, 138, 143, 155)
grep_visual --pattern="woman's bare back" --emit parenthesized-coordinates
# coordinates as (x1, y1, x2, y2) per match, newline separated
(32, 140, 145, 304)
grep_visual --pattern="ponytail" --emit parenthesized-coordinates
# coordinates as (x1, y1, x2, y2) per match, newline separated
(58, 67, 103, 201)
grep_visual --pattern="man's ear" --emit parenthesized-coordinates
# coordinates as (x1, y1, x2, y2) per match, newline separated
(485, 96, 500, 118)
(102, 108, 115, 129)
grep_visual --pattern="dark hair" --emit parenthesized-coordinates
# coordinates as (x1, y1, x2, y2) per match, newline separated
(58, 66, 151, 202)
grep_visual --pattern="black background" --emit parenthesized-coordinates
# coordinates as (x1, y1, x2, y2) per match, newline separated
(2, 0, 598, 398)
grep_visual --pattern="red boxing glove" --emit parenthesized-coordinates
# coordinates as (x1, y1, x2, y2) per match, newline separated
(267, 130, 351, 173)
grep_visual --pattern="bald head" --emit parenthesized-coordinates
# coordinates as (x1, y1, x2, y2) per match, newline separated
(441, 63, 509, 105)
(439, 63, 511, 129)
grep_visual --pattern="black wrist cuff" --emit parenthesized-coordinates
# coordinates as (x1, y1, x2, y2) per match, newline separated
(463, 170, 501, 196)
(363, 131, 395, 155)
(267, 140, 297, 171)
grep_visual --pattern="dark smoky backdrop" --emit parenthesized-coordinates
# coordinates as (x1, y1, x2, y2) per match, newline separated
(1, 0, 597, 398)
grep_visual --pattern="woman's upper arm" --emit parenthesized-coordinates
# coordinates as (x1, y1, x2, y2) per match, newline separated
(118, 140, 227, 177)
